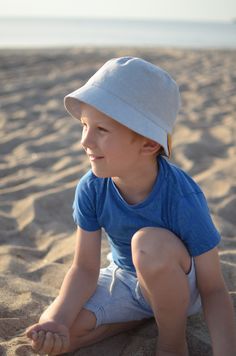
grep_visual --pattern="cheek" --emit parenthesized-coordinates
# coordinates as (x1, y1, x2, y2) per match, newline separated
(101, 132, 139, 159)
(102, 136, 118, 151)
(109, 143, 135, 163)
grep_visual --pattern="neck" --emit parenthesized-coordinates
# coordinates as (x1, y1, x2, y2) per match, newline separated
(112, 158, 159, 205)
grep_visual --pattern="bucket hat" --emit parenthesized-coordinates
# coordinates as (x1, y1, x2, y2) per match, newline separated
(64, 57, 181, 157)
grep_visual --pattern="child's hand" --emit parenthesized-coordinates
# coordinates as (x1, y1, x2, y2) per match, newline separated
(26, 320, 70, 355)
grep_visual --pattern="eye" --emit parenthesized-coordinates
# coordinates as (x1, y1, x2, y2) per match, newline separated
(98, 126, 109, 132)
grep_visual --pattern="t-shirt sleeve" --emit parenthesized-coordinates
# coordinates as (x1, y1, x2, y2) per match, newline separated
(72, 174, 101, 231)
(172, 192, 221, 256)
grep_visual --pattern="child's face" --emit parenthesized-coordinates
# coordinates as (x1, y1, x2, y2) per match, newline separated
(79, 103, 145, 178)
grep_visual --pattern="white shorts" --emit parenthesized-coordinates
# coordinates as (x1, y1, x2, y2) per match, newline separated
(84, 259, 202, 327)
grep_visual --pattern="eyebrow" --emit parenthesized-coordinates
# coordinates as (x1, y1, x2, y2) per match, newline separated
(80, 117, 113, 127)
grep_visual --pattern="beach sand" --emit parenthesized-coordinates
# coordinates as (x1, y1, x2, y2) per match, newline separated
(0, 47, 235, 355)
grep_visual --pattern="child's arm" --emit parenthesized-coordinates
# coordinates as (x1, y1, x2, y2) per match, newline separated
(195, 247, 236, 356)
(26, 227, 101, 354)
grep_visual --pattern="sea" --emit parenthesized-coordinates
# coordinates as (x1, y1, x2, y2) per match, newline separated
(0, 17, 236, 49)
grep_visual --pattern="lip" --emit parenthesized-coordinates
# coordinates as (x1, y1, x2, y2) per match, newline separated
(88, 154, 104, 161)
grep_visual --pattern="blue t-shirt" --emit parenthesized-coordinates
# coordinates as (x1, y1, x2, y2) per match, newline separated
(73, 156, 221, 272)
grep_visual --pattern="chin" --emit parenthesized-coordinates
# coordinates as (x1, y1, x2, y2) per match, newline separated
(91, 168, 111, 178)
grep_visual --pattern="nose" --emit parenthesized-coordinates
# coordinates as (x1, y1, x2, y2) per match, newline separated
(80, 127, 96, 150)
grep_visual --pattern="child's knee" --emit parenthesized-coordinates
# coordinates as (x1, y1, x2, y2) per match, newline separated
(131, 227, 189, 276)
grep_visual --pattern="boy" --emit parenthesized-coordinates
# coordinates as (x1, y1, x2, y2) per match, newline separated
(26, 57, 236, 356)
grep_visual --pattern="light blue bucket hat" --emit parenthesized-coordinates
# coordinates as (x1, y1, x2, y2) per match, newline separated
(64, 57, 181, 157)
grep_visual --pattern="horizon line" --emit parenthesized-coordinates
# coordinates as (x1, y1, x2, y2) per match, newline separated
(0, 15, 233, 24)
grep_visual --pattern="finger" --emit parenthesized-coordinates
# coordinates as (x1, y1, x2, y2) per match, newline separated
(61, 334, 70, 353)
(50, 333, 63, 355)
(41, 331, 55, 354)
(31, 331, 38, 341)
(31, 330, 45, 352)
(26, 324, 41, 339)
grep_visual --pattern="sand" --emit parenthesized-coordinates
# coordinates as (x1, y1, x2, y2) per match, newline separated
(0, 47, 235, 355)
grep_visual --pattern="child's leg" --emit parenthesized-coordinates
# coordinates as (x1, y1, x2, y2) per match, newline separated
(68, 308, 145, 351)
(131, 227, 191, 356)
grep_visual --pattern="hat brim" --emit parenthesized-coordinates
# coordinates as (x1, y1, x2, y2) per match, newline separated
(64, 83, 169, 157)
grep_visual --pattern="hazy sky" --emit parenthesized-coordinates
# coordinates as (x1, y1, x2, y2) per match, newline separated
(0, 0, 235, 22)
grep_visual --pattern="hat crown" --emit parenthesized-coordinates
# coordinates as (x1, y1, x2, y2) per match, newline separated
(86, 57, 180, 132)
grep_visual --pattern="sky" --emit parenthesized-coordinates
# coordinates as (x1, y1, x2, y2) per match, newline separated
(0, 0, 235, 22)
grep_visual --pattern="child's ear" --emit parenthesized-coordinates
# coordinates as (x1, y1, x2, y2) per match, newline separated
(141, 139, 161, 155)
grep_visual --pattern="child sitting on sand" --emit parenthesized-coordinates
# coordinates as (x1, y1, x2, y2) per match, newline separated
(26, 57, 236, 356)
